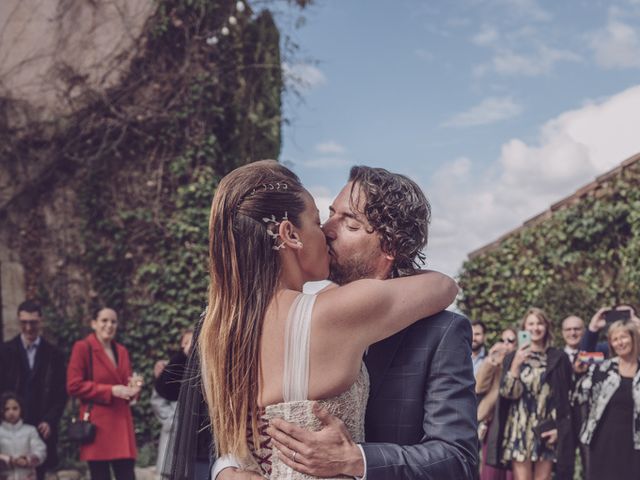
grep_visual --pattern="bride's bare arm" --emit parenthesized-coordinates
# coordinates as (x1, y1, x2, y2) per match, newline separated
(315, 270, 458, 348)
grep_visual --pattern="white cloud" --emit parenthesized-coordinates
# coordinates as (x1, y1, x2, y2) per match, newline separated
(425, 85, 640, 278)
(443, 96, 523, 127)
(315, 140, 346, 155)
(591, 20, 640, 69)
(301, 157, 350, 169)
(282, 62, 327, 89)
(478, 45, 581, 76)
(415, 48, 434, 61)
(472, 25, 499, 46)
(497, 0, 551, 21)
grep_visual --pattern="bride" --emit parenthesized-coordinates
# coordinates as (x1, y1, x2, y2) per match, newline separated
(199, 160, 457, 478)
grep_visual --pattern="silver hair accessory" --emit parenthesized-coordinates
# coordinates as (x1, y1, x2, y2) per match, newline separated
(262, 212, 289, 250)
(250, 182, 288, 196)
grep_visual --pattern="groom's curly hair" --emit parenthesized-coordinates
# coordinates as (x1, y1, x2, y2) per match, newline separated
(349, 166, 431, 278)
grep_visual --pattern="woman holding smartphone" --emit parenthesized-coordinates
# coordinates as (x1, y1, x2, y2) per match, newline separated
(574, 319, 640, 480)
(495, 308, 573, 480)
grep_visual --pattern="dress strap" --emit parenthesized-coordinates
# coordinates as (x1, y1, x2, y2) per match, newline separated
(283, 293, 316, 402)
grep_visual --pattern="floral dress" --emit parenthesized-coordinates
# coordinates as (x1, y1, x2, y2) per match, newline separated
(500, 351, 556, 463)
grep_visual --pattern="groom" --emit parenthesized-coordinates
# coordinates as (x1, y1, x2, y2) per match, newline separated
(217, 166, 478, 479)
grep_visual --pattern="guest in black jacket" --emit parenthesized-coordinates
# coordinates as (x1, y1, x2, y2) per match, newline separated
(492, 307, 573, 480)
(158, 314, 212, 480)
(0, 300, 67, 480)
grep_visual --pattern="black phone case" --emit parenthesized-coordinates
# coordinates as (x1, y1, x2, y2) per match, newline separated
(533, 419, 556, 438)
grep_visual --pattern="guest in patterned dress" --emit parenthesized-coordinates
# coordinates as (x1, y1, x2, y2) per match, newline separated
(573, 319, 640, 480)
(495, 308, 573, 480)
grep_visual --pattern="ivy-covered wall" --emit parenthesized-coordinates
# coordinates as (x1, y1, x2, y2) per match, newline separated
(458, 157, 640, 345)
(0, 0, 304, 468)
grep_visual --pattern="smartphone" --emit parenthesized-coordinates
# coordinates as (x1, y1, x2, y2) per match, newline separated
(532, 418, 556, 438)
(577, 352, 605, 364)
(602, 309, 631, 323)
(517, 330, 531, 347)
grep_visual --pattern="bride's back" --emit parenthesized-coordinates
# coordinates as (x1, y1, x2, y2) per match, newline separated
(258, 289, 364, 407)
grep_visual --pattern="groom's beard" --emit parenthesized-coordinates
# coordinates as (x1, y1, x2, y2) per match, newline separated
(329, 256, 377, 285)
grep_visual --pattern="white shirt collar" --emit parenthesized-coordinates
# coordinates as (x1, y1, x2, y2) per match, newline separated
(20, 334, 42, 350)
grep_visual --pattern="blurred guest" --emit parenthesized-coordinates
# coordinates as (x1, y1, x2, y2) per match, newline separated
(560, 315, 588, 478)
(0, 300, 67, 480)
(151, 329, 193, 479)
(561, 316, 584, 364)
(472, 320, 488, 376)
(0, 392, 47, 480)
(477, 327, 517, 480)
(497, 308, 573, 480)
(580, 304, 639, 355)
(574, 320, 640, 480)
(67, 308, 141, 480)
(155, 318, 211, 480)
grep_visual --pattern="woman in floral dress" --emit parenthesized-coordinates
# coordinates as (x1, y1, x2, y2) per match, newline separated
(497, 308, 573, 480)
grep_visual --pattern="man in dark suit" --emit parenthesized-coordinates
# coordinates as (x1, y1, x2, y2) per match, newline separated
(216, 166, 478, 479)
(0, 300, 68, 480)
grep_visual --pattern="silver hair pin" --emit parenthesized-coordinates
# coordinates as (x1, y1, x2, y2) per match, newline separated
(262, 212, 289, 250)
(250, 182, 289, 196)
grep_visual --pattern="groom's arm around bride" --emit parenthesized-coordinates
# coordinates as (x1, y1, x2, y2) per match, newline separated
(269, 309, 478, 480)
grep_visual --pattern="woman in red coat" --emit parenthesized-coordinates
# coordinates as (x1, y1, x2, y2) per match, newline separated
(67, 307, 141, 480)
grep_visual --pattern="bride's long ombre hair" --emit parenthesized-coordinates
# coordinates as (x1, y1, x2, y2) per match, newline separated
(200, 160, 306, 458)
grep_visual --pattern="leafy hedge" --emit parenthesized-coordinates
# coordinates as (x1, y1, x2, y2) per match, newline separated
(457, 159, 640, 345)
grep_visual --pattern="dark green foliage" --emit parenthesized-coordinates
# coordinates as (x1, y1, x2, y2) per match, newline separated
(458, 162, 640, 345)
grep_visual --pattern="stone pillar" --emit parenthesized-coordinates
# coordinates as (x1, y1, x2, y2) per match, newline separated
(0, 238, 25, 341)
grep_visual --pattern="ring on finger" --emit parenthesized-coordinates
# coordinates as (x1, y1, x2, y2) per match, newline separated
(292, 451, 297, 462)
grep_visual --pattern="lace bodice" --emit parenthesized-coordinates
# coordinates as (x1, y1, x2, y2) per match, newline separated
(244, 293, 370, 479)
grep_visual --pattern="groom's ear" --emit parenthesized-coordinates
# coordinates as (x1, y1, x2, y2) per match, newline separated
(278, 220, 304, 250)
(381, 246, 395, 262)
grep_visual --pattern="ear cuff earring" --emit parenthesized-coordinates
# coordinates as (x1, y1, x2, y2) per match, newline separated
(262, 212, 289, 250)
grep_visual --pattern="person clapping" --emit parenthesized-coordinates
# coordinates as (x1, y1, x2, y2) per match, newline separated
(0, 393, 47, 480)
(573, 319, 640, 480)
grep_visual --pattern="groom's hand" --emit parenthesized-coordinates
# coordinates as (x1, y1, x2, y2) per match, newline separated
(267, 403, 365, 477)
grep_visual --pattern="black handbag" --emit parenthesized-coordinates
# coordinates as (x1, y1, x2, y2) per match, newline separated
(68, 341, 97, 444)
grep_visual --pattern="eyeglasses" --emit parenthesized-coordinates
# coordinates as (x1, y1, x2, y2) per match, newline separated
(562, 327, 583, 332)
(19, 320, 40, 327)
(503, 338, 516, 344)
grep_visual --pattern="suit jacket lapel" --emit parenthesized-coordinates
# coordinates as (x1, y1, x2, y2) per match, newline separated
(88, 335, 121, 383)
(31, 339, 48, 378)
(14, 337, 31, 376)
(365, 328, 407, 401)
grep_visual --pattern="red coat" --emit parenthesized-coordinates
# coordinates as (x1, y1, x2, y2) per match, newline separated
(66, 334, 137, 461)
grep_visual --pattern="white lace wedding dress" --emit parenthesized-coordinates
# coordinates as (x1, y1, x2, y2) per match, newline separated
(244, 293, 370, 479)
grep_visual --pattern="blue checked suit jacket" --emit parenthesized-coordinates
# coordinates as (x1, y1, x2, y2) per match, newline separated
(362, 310, 479, 479)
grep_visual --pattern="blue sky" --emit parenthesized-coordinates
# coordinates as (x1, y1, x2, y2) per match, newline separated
(268, 0, 640, 277)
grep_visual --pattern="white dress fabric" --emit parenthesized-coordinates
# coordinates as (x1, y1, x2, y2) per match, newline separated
(245, 293, 370, 479)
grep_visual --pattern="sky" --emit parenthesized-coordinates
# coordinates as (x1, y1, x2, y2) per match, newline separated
(268, 0, 640, 278)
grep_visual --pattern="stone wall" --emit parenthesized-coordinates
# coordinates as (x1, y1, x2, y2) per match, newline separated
(0, 0, 155, 338)
(0, 0, 155, 127)
(0, 231, 25, 340)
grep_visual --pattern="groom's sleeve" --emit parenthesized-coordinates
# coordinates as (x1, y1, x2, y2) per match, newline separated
(360, 315, 479, 479)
